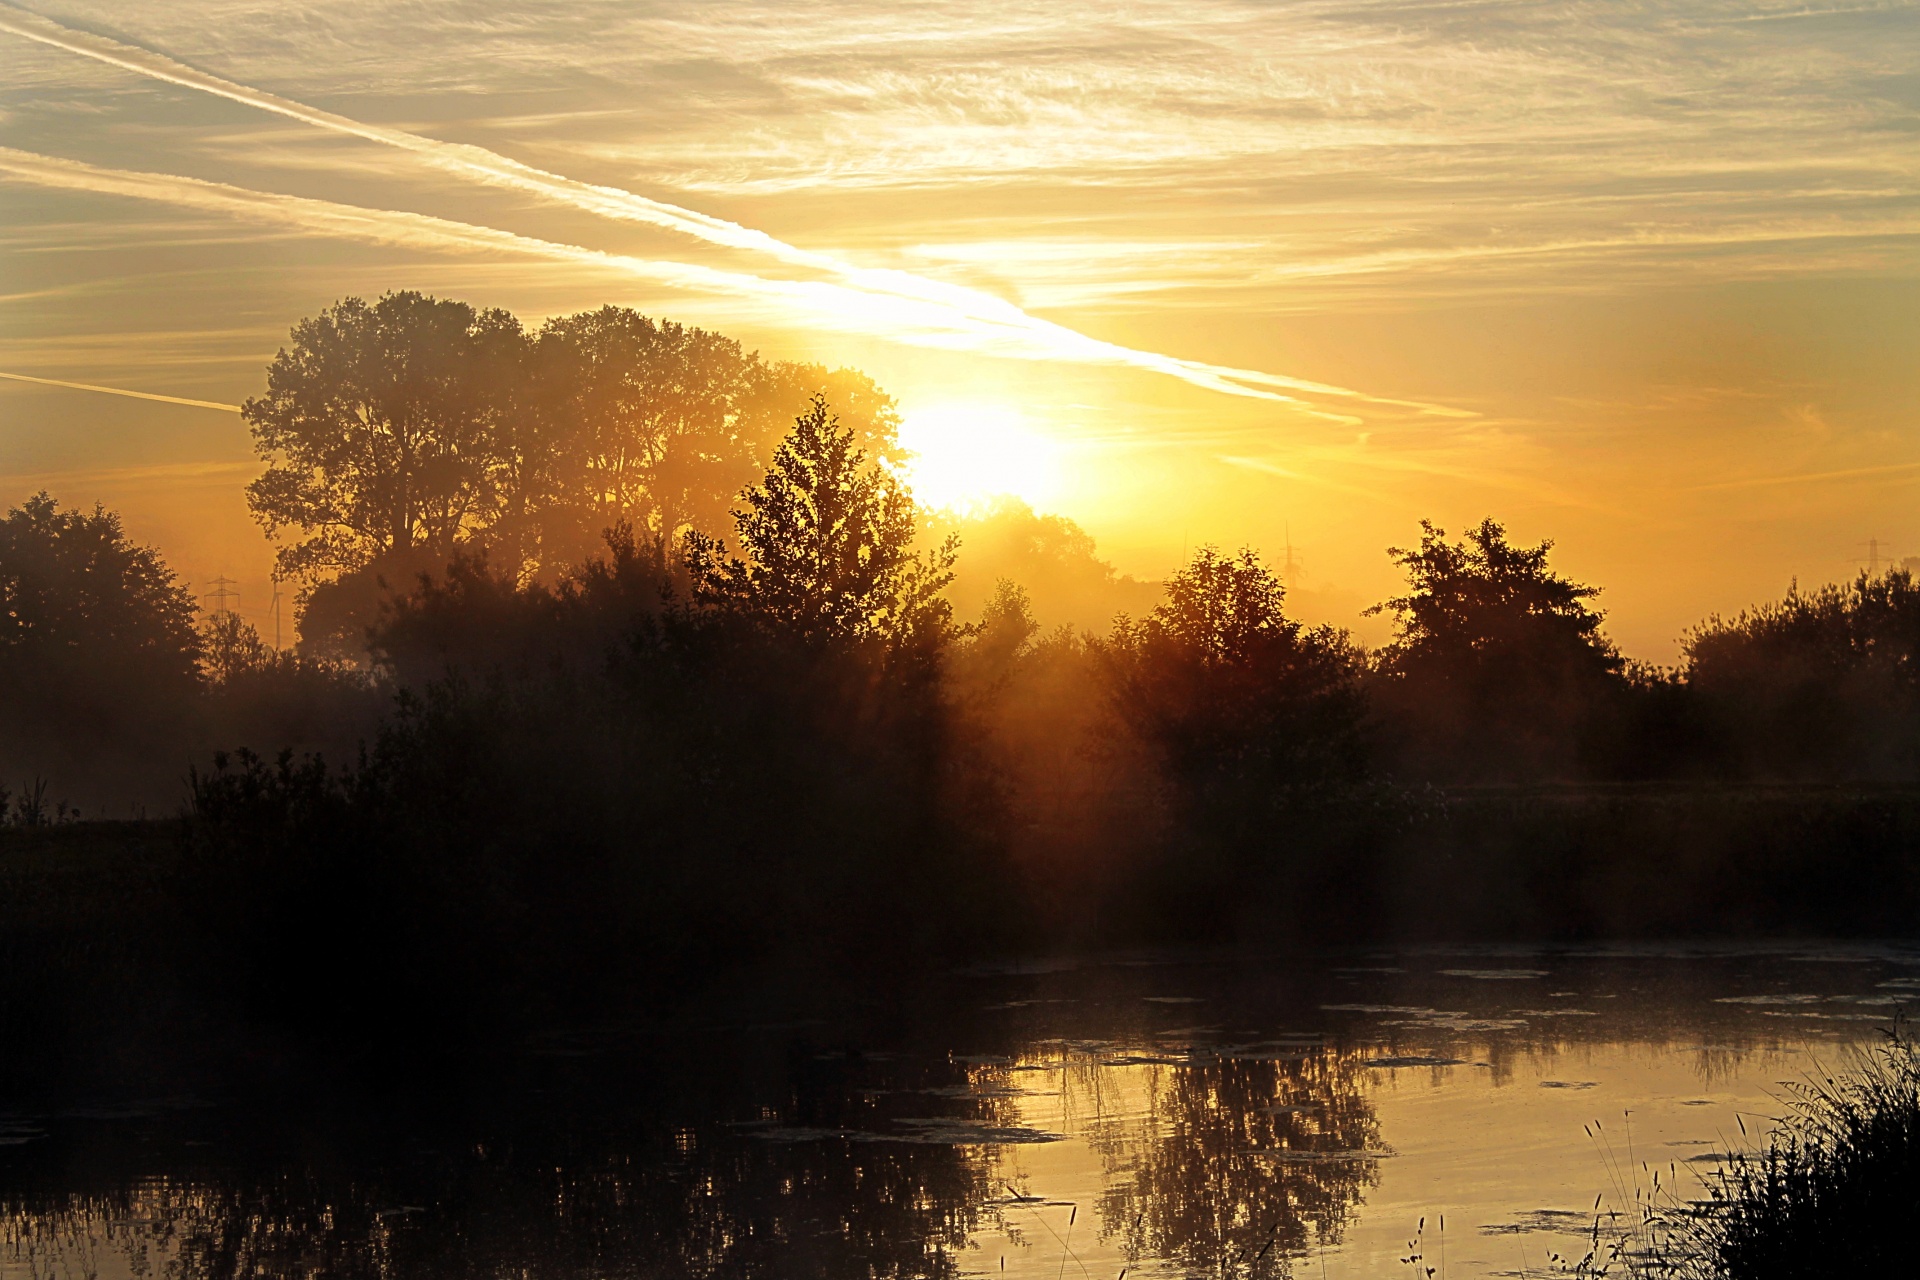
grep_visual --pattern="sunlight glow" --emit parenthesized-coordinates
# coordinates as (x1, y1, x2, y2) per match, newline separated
(898, 403, 1064, 513)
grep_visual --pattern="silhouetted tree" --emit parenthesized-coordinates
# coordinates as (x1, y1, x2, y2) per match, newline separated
(929, 495, 1160, 634)
(1106, 546, 1366, 807)
(1684, 569, 1920, 779)
(370, 524, 679, 688)
(685, 396, 956, 658)
(531, 309, 903, 565)
(0, 493, 202, 804)
(245, 292, 525, 583)
(199, 612, 272, 685)
(960, 580, 1040, 684)
(0, 492, 200, 681)
(248, 296, 906, 657)
(1368, 518, 1622, 780)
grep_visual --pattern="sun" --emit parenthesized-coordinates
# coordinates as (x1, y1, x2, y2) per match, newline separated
(897, 402, 1064, 513)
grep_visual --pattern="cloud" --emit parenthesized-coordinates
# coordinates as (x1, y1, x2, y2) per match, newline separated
(0, 145, 1378, 416)
(0, 1, 1463, 417)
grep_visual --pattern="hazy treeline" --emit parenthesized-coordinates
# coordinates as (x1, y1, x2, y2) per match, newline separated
(7, 292, 1920, 1029)
(245, 292, 900, 656)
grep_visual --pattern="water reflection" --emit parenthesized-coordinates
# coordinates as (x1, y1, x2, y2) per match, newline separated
(1, 946, 1912, 1280)
(1093, 1050, 1381, 1278)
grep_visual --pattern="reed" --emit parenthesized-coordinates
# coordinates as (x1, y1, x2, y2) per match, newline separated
(1673, 1027, 1920, 1279)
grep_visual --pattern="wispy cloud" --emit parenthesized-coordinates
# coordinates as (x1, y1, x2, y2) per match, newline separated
(1689, 460, 1920, 492)
(0, 145, 1390, 417)
(0, 2, 1467, 417)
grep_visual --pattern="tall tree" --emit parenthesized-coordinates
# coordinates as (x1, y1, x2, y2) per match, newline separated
(244, 292, 524, 582)
(533, 308, 903, 566)
(1106, 546, 1364, 798)
(1369, 518, 1621, 778)
(685, 396, 954, 655)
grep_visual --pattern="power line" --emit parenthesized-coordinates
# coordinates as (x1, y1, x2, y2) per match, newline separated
(203, 574, 239, 620)
(1857, 536, 1893, 576)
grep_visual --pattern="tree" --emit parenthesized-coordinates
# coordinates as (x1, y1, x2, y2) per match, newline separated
(244, 292, 525, 583)
(0, 494, 202, 799)
(243, 295, 907, 656)
(685, 396, 956, 656)
(1683, 569, 1920, 779)
(532, 307, 904, 565)
(0, 492, 200, 682)
(1368, 518, 1622, 778)
(199, 611, 273, 685)
(930, 495, 1161, 635)
(1106, 546, 1365, 800)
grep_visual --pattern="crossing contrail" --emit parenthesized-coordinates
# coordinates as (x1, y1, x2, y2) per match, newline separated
(0, 367, 240, 410)
(0, 145, 1361, 418)
(0, 2, 1468, 419)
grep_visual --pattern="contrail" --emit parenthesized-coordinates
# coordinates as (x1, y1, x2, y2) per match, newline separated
(0, 2, 1467, 419)
(0, 367, 240, 410)
(0, 146, 1360, 417)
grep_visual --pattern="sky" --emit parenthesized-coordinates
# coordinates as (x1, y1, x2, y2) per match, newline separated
(1, 0, 1916, 659)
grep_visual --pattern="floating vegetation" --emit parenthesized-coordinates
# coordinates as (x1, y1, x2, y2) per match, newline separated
(1439, 969, 1551, 980)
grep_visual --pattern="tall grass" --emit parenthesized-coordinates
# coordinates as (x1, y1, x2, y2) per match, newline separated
(1671, 1027, 1920, 1278)
(1561, 1028, 1920, 1278)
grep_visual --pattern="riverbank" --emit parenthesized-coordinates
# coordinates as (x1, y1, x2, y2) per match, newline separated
(5, 783, 1920, 1104)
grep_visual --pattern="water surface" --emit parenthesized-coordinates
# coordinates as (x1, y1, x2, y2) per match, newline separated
(3, 944, 1913, 1279)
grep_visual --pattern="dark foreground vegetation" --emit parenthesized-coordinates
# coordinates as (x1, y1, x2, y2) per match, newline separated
(1591, 1029, 1920, 1279)
(5, 291, 1920, 1082)
(1688, 1029, 1920, 1279)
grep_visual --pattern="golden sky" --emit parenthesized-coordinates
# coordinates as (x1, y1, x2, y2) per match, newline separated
(2, 0, 1917, 658)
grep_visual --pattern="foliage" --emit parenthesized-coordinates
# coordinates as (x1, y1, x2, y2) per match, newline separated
(199, 612, 273, 685)
(1370, 518, 1624, 779)
(1106, 545, 1366, 806)
(244, 293, 525, 582)
(685, 395, 957, 659)
(371, 523, 679, 687)
(928, 495, 1159, 634)
(1677, 1029, 1920, 1279)
(1683, 569, 1920, 779)
(244, 294, 902, 651)
(0, 491, 200, 680)
(530, 308, 901, 564)
(0, 493, 203, 809)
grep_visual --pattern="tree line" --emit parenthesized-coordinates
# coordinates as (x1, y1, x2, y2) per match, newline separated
(242, 292, 898, 655)
(7, 292, 1920, 1021)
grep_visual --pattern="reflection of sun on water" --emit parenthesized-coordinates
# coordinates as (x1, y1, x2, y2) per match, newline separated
(898, 403, 1063, 513)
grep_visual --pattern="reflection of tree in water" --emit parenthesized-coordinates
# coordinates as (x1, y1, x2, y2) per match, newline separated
(1091, 1050, 1383, 1278)
(0, 1063, 1007, 1279)
(1, 1138, 989, 1279)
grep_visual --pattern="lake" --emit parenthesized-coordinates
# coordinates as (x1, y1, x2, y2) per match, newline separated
(2, 943, 1914, 1279)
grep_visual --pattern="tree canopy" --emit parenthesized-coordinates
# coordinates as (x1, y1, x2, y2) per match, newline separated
(685, 396, 955, 656)
(0, 492, 200, 681)
(244, 293, 524, 582)
(1370, 518, 1621, 778)
(1106, 546, 1364, 797)
(244, 293, 902, 625)
(1682, 569, 1920, 778)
